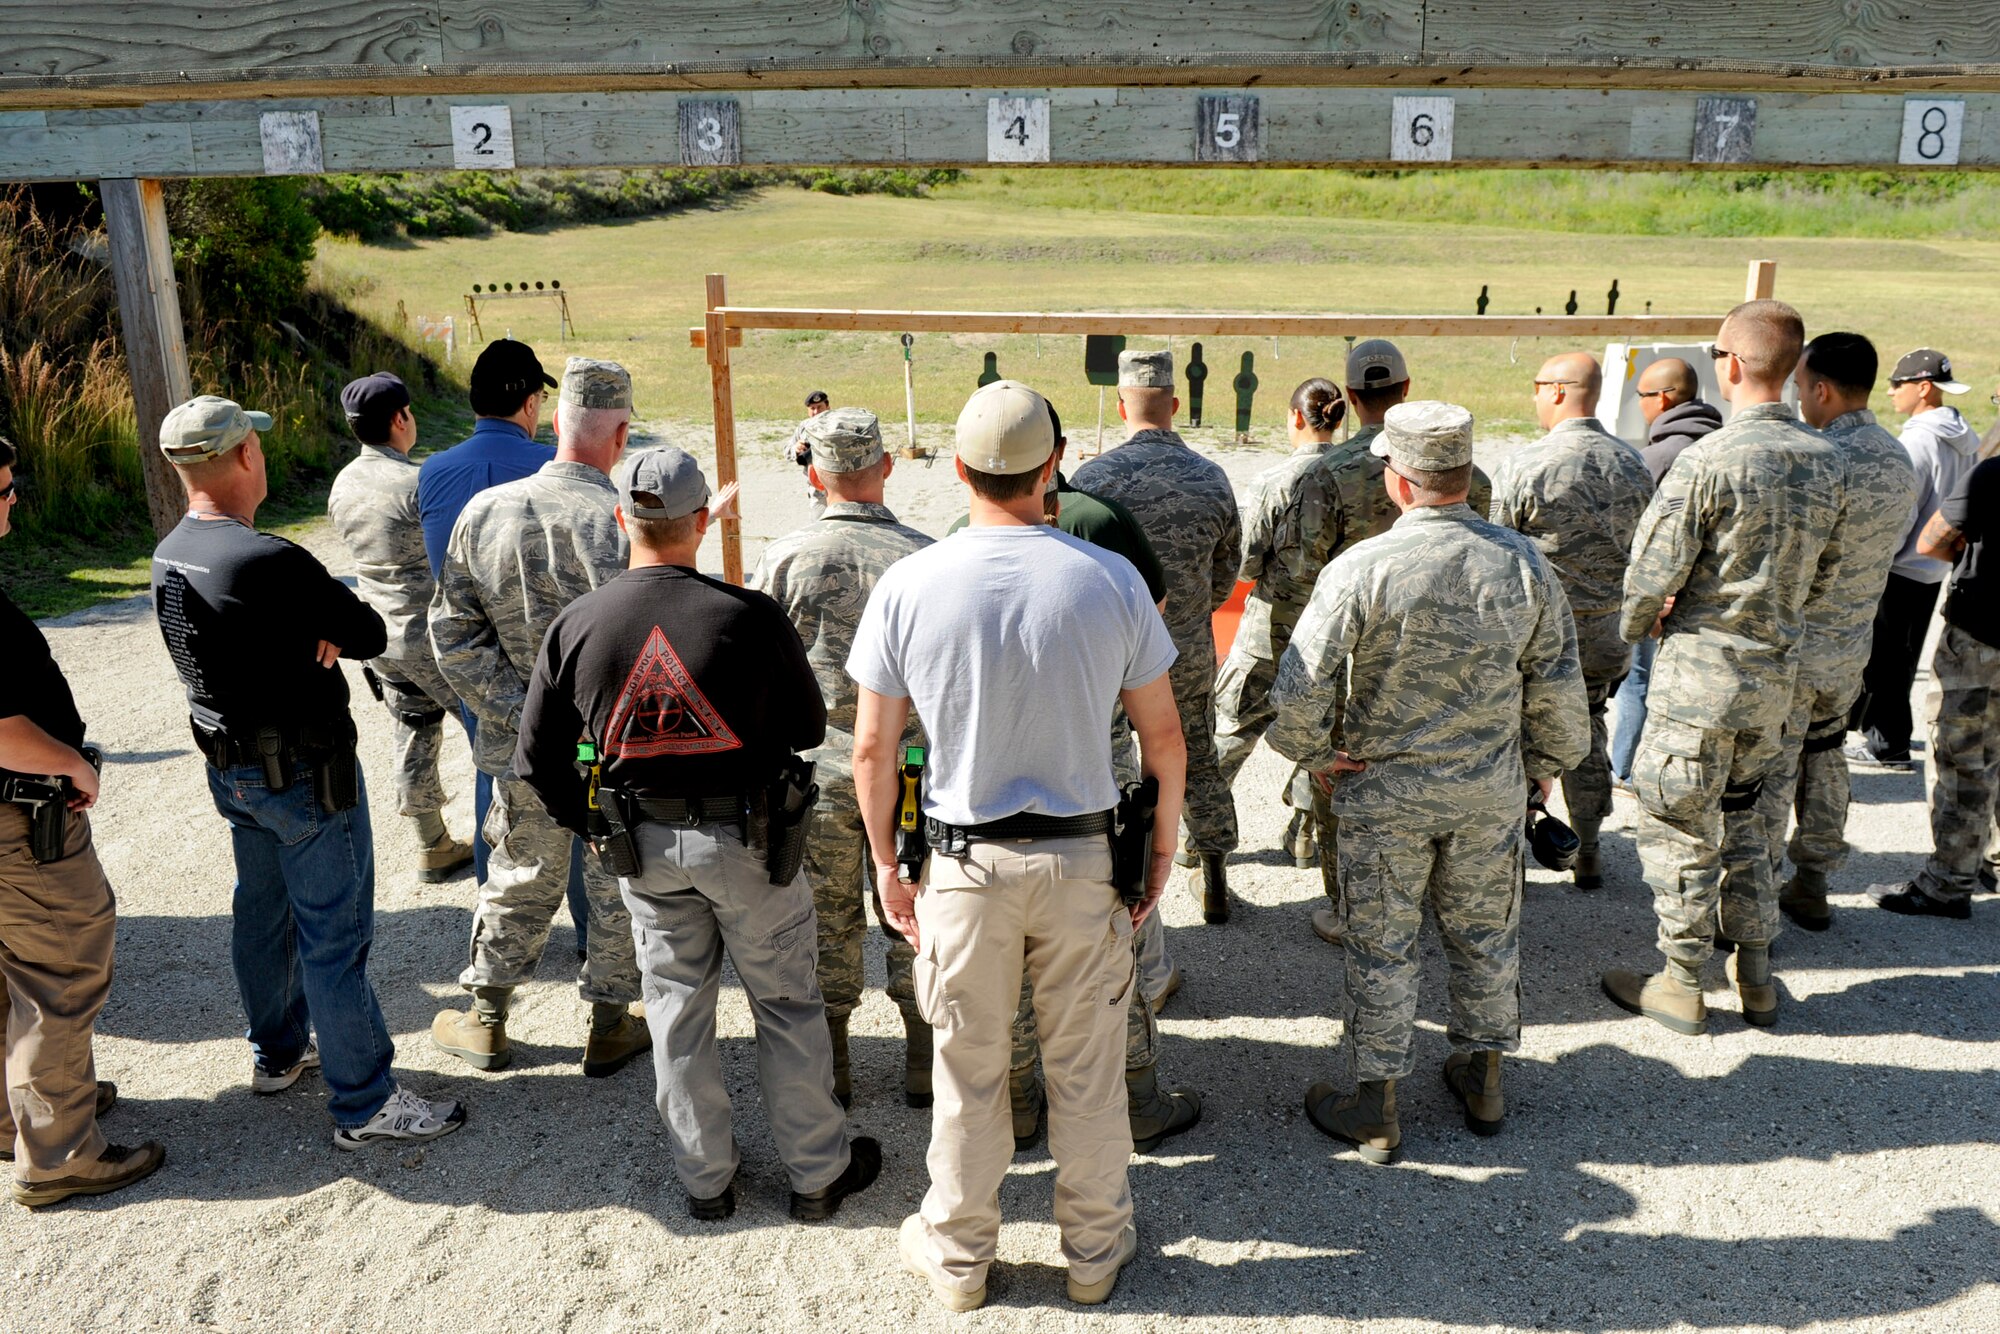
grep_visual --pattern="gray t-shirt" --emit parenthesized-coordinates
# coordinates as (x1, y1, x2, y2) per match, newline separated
(846, 523, 1177, 826)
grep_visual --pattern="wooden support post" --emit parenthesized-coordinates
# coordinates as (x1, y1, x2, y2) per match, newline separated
(101, 177, 193, 539)
(1745, 259, 1778, 301)
(705, 272, 743, 585)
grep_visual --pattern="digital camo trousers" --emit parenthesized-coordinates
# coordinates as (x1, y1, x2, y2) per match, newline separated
(1175, 649, 1238, 855)
(1335, 815, 1523, 1084)
(1630, 716, 1782, 973)
(370, 662, 457, 819)
(461, 773, 640, 1005)
(1917, 624, 2000, 902)
(1562, 676, 1618, 838)
(803, 779, 919, 1024)
(1757, 677, 1858, 889)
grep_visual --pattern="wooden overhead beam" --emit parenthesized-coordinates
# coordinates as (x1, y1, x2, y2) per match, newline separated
(693, 310, 1725, 341)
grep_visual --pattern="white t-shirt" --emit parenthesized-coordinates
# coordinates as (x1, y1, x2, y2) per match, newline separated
(846, 523, 1177, 825)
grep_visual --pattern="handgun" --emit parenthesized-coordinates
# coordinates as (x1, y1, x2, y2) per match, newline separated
(895, 744, 927, 883)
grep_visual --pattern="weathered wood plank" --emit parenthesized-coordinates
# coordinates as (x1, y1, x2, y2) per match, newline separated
(0, 2, 440, 79)
(713, 306, 1724, 339)
(100, 177, 193, 539)
(0, 121, 191, 177)
(46, 96, 396, 126)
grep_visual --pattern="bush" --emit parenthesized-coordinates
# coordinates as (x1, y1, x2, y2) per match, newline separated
(166, 178, 321, 313)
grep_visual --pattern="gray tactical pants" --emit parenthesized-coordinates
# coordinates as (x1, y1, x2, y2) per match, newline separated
(622, 819, 853, 1200)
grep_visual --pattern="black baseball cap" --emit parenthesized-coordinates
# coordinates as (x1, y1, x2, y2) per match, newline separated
(340, 372, 410, 426)
(804, 389, 829, 408)
(1889, 348, 1969, 394)
(470, 339, 557, 402)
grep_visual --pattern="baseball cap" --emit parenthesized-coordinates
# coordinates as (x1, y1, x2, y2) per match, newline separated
(1371, 401, 1474, 472)
(469, 338, 556, 402)
(804, 407, 884, 473)
(1346, 339, 1410, 390)
(1118, 349, 1174, 389)
(340, 372, 410, 429)
(622, 447, 710, 520)
(955, 380, 1054, 475)
(560, 357, 632, 410)
(159, 395, 272, 464)
(1889, 348, 1969, 394)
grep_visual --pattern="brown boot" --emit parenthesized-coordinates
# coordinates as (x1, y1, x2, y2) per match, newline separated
(1304, 1079, 1399, 1164)
(1284, 809, 1317, 869)
(1778, 872, 1832, 932)
(432, 1006, 511, 1071)
(1187, 853, 1230, 924)
(825, 1012, 853, 1109)
(902, 1014, 933, 1110)
(582, 1002, 651, 1078)
(1009, 1066, 1045, 1152)
(1726, 946, 1778, 1027)
(1174, 832, 1199, 869)
(1126, 1062, 1202, 1154)
(417, 830, 475, 884)
(1601, 968, 1708, 1036)
(1311, 906, 1343, 945)
(12, 1141, 165, 1208)
(1443, 1051, 1505, 1136)
(1573, 842, 1603, 890)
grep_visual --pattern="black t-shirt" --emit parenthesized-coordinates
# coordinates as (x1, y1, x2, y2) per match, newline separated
(517, 563, 828, 836)
(0, 587, 86, 779)
(1943, 457, 2000, 647)
(151, 516, 387, 736)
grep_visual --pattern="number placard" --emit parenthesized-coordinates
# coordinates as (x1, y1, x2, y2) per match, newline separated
(1391, 96, 1455, 163)
(259, 111, 323, 176)
(679, 99, 741, 167)
(987, 96, 1051, 163)
(1196, 94, 1261, 163)
(1900, 99, 1965, 166)
(450, 105, 516, 170)
(1692, 96, 1757, 164)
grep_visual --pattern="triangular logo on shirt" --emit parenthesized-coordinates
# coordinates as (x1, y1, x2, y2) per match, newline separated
(604, 625, 743, 758)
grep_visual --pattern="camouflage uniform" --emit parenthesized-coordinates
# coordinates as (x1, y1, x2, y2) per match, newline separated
(748, 434, 932, 1027)
(431, 396, 638, 1006)
(1621, 402, 1841, 974)
(1916, 623, 2000, 901)
(1757, 409, 1916, 891)
(1488, 417, 1654, 842)
(1268, 403, 1588, 1082)
(326, 443, 459, 822)
(1072, 427, 1241, 853)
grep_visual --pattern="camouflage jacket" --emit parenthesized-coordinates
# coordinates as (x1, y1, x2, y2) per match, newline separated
(1297, 423, 1494, 582)
(1488, 417, 1655, 681)
(1805, 409, 1918, 694)
(1234, 441, 1338, 660)
(1621, 402, 1842, 732)
(1072, 427, 1241, 672)
(1268, 502, 1588, 829)
(430, 460, 629, 775)
(747, 501, 932, 784)
(325, 445, 443, 688)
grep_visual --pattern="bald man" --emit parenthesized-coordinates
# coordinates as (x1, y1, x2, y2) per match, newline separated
(1603, 301, 1842, 1035)
(1490, 352, 1653, 888)
(1635, 358, 1723, 485)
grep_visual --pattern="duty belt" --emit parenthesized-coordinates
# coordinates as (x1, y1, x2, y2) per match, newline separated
(627, 793, 754, 827)
(925, 810, 1113, 845)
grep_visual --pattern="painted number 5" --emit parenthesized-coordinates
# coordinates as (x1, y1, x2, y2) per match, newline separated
(1215, 112, 1241, 149)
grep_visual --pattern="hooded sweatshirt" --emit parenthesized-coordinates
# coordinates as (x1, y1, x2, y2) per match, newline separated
(1895, 405, 1982, 583)
(1641, 398, 1725, 484)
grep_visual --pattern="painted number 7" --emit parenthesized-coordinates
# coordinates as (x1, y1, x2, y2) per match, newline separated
(1214, 112, 1241, 149)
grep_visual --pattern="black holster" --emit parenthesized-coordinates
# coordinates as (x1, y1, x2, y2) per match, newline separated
(590, 789, 642, 879)
(7, 777, 68, 864)
(763, 757, 819, 886)
(301, 717, 360, 814)
(1111, 776, 1159, 908)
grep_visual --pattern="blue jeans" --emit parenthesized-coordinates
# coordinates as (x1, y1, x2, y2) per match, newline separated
(206, 759, 395, 1128)
(1610, 636, 1657, 783)
(462, 706, 589, 953)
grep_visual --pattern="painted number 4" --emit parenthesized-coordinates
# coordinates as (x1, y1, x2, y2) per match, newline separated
(987, 97, 1050, 163)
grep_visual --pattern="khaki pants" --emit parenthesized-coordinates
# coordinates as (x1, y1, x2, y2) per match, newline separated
(0, 804, 114, 1180)
(909, 835, 1135, 1295)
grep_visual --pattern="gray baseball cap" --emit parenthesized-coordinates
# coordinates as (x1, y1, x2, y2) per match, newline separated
(1346, 339, 1410, 390)
(804, 407, 884, 473)
(561, 357, 633, 410)
(622, 447, 710, 519)
(956, 380, 1054, 475)
(159, 395, 272, 464)
(1118, 349, 1174, 389)
(1371, 401, 1474, 471)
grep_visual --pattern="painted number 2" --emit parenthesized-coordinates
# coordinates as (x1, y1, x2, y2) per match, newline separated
(469, 122, 493, 155)
(450, 105, 516, 169)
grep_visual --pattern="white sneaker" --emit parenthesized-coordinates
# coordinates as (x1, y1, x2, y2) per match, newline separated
(251, 1042, 321, 1095)
(331, 1086, 467, 1152)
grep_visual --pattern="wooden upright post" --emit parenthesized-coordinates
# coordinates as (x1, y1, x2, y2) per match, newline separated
(101, 178, 193, 538)
(1745, 259, 1778, 301)
(705, 272, 743, 585)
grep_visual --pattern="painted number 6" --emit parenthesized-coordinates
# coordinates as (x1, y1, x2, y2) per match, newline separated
(1409, 113, 1434, 147)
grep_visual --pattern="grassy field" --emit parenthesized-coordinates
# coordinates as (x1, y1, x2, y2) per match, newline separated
(315, 171, 2000, 445)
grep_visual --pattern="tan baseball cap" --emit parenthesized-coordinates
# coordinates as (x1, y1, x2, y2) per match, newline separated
(1371, 401, 1474, 471)
(160, 395, 272, 464)
(1346, 339, 1410, 391)
(955, 380, 1054, 475)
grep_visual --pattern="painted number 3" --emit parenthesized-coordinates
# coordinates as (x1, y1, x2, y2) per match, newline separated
(1409, 113, 1434, 147)
(697, 116, 724, 153)
(1916, 106, 1949, 161)
(1215, 112, 1241, 149)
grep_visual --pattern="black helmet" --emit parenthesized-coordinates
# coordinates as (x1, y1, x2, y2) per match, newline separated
(1528, 809, 1580, 872)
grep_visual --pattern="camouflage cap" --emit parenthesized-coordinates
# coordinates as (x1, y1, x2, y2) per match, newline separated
(159, 395, 273, 464)
(1346, 339, 1410, 390)
(560, 357, 633, 410)
(622, 446, 710, 520)
(1371, 400, 1474, 472)
(1118, 348, 1174, 389)
(803, 406, 884, 473)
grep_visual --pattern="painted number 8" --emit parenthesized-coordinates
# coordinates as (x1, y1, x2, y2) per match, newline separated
(1410, 113, 1435, 147)
(1917, 106, 1948, 160)
(697, 116, 724, 153)
(1215, 112, 1241, 149)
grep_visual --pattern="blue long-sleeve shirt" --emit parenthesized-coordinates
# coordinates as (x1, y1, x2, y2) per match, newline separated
(416, 418, 554, 576)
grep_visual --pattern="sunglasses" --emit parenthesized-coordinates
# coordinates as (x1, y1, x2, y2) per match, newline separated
(1635, 388, 1670, 400)
(1706, 345, 1735, 361)
(0, 478, 17, 500)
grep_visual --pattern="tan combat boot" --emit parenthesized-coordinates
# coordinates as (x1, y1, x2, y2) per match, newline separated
(1601, 967, 1708, 1036)
(582, 1002, 651, 1078)
(1067, 1224, 1139, 1305)
(432, 1004, 511, 1071)
(1443, 1051, 1505, 1136)
(1127, 1062, 1202, 1154)
(903, 1014, 933, 1109)
(825, 1012, 853, 1109)
(416, 829, 474, 884)
(11, 1140, 166, 1208)
(1778, 870, 1832, 932)
(1188, 853, 1230, 924)
(1726, 945, 1778, 1027)
(1284, 808, 1317, 869)
(1312, 906, 1344, 945)
(1304, 1078, 1400, 1164)
(1174, 831, 1199, 869)
(1010, 1065, 1045, 1152)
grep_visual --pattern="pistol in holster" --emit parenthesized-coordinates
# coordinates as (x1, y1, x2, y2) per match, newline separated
(303, 717, 361, 814)
(579, 742, 641, 878)
(1111, 776, 1160, 908)
(763, 756, 819, 886)
(894, 744, 928, 883)
(7, 777, 69, 864)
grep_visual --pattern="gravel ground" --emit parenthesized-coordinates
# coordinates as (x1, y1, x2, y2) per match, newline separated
(7, 424, 1997, 1332)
